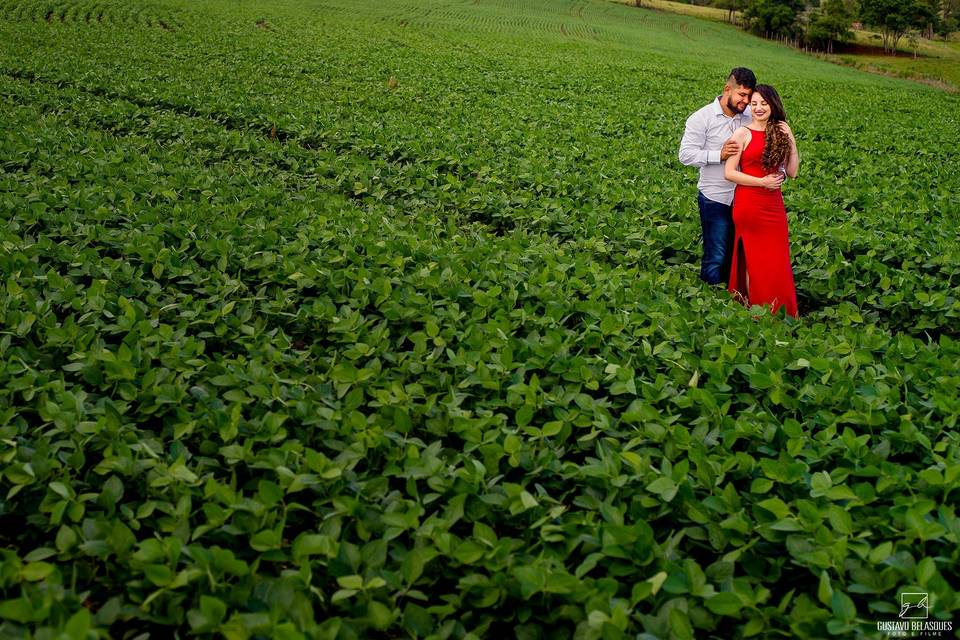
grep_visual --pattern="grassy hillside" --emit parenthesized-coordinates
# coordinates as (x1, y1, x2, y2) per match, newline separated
(839, 30, 960, 91)
(615, 0, 960, 90)
(1, 0, 959, 638)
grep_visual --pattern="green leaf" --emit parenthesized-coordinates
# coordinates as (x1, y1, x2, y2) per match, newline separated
(367, 600, 394, 630)
(513, 565, 547, 599)
(827, 506, 853, 534)
(331, 589, 358, 603)
(744, 617, 765, 637)
(750, 372, 774, 389)
(646, 476, 678, 501)
(750, 478, 774, 494)
(292, 534, 336, 561)
(810, 471, 832, 496)
(515, 405, 534, 427)
(250, 529, 281, 551)
(756, 498, 791, 519)
(403, 603, 433, 635)
(200, 595, 227, 626)
(49, 481, 72, 499)
(144, 564, 172, 586)
(0, 597, 38, 623)
(21, 562, 55, 581)
(869, 541, 893, 564)
(831, 591, 856, 623)
(24, 548, 57, 562)
(337, 575, 364, 590)
(825, 485, 858, 502)
(65, 608, 92, 637)
(402, 548, 435, 585)
(769, 518, 804, 531)
(99, 476, 124, 507)
(519, 491, 538, 509)
(56, 526, 78, 552)
(916, 557, 936, 584)
(188, 596, 227, 632)
(818, 571, 834, 606)
(452, 540, 486, 564)
(257, 480, 283, 506)
(648, 571, 668, 595)
(668, 606, 695, 640)
(541, 421, 563, 437)
(705, 592, 743, 616)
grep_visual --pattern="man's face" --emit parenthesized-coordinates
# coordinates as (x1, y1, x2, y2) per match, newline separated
(724, 83, 752, 113)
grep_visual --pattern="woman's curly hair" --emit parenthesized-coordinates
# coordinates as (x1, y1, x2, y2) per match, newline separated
(755, 84, 790, 172)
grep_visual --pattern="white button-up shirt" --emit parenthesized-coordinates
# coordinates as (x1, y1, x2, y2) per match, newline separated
(679, 98, 751, 205)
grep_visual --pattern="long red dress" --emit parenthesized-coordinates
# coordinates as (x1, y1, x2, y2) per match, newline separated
(728, 129, 798, 317)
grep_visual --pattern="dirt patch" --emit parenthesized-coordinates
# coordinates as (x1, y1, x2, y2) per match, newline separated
(817, 52, 958, 92)
(834, 41, 934, 59)
(256, 19, 274, 31)
(853, 62, 957, 92)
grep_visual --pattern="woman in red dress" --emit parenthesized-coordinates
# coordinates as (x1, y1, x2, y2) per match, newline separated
(724, 84, 800, 317)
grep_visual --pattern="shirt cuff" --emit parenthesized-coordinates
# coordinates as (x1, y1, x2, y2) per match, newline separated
(709, 150, 721, 164)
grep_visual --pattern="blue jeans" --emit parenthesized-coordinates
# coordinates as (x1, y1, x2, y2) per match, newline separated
(697, 191, 734, 285)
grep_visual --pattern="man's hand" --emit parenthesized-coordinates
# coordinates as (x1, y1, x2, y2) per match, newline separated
(720, 138, 740, 161)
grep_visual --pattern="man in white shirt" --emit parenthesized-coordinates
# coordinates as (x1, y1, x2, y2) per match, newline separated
(679, 68, 757, 285)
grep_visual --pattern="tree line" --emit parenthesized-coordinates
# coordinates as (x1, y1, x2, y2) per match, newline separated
(667, 0, 958, 54)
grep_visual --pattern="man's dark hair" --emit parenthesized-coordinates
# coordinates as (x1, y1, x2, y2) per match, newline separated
(728, 67, 757, 90)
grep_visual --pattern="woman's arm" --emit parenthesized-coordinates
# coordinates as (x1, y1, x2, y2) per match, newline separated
(724, 129, 784, 189)
(781, 122, 799, 178)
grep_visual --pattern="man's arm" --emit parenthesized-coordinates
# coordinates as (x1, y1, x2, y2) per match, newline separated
(678, 110, 718, 168)
(679, 110, 739, 167)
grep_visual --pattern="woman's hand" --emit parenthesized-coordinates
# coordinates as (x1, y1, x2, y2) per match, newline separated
(779, 121, 800, 178)
(778, 121, 795, 141)
(761, 173, 784, 190)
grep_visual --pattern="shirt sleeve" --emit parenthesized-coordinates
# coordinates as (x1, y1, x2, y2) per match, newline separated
(678, 111, 719, 167)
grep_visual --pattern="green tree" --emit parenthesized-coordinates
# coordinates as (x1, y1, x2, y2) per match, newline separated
(917, 0, 943, 37)
(744, 0, 806, 39)
(860, 0, 935, 52)
(940, 0, 960, 37)
(713, 0, 746, 24)
(805, 0, 854, 52)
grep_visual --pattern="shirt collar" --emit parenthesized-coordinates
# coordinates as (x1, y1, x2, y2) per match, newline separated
(712, 97, 727, 117)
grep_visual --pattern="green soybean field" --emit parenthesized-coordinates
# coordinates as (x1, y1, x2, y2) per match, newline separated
(1, 0, 959, 638)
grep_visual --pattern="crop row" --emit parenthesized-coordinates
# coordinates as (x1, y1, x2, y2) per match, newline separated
(0, 0, 182, 30)
(2, 59, 955, 340)
(3, 65, 959, 639)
